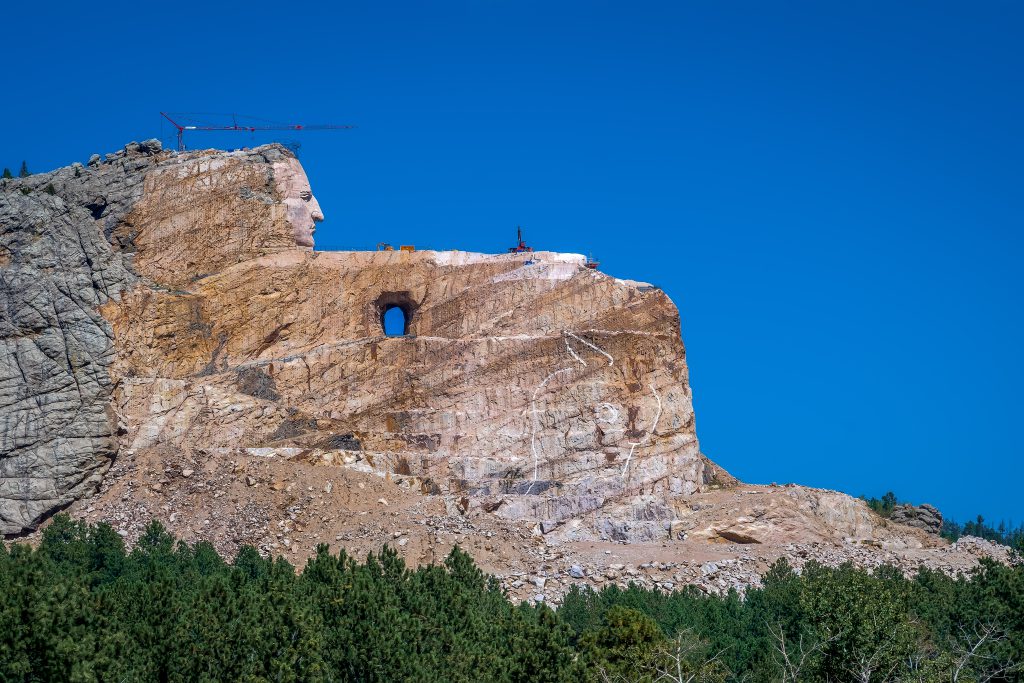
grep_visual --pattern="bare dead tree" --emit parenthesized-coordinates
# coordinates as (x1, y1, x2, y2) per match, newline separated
(595, 664, 652, 683)
(649, 630, 730, 683)
(847, 639, 903, 683)
(767, 621, 840, 683)
(949, 620, 1018, 683)
(902, 632, 939, 683)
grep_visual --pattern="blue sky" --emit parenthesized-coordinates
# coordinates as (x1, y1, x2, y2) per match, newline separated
(4, 1, 1021, 524)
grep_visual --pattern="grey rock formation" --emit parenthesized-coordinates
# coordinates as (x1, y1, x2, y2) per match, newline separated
(890, 503, 943, 535)
(0, 143, 166, 534)
(0, 141, 333, 535)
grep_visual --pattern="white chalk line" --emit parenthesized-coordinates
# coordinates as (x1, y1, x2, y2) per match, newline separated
(525, 331, 614, 493)
(565, 331, 614, 366)
(579, 328, 669, 338)
(563, 335, 587, 367)
(622, 382, 662, 479)
(596, 402, 620, 423)
(526, 367, 574, 493)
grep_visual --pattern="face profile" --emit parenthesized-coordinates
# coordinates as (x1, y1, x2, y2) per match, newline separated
(274, 157, 324, 248)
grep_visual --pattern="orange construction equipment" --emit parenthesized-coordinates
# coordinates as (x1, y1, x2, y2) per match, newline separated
(377, 242, 394, 251)
(508, 226, 533, 253)
(400, 245, 416, 252)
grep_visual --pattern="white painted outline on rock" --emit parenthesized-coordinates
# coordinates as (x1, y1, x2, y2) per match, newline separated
(527, 367, 574, 493)
(525, 331, 613, 493)
(596, 402, 620, 424)
(622, 383, 662, 479)
(565, 331, 614, 366)
(563, 334, 587, 367)
(526, 332, 661, 488)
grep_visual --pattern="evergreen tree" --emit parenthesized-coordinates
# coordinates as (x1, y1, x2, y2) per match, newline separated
(580, 606, 666, 680)
(1, 515, 1022, 682)
(1, 168, 12, 179)
(18, 161, 29, 177)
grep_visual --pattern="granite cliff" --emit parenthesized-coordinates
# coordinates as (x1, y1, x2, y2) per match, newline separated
(1, 142, 1005, 599)
(1, 141, 711, 539)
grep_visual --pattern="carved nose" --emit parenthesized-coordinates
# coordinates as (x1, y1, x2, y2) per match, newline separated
(310, 197, 324, 222)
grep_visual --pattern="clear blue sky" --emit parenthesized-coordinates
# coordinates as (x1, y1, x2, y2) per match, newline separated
(5, 1, 1022, 524)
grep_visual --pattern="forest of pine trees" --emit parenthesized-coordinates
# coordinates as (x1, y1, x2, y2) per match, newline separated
(0, 515, 1021, 682)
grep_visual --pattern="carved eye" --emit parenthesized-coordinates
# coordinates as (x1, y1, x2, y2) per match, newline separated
(300, 191, 312, 201)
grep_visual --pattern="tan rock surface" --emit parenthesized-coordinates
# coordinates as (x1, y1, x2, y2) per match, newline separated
(106, 247, 706, 538)
(4, 142, 1011, 594)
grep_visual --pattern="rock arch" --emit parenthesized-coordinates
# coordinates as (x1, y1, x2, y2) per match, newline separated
(372, 291, 418, 336)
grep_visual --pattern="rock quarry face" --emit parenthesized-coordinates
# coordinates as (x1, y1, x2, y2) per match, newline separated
(1, 142, 710, 538)
(3, 141, 1008, 594)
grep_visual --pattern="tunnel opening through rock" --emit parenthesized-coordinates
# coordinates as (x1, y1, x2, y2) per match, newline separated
(383, 306, 407, 336)
(374, 291, 417, 336)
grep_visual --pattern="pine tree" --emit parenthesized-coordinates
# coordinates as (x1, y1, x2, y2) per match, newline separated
(881, 491, 898, 515)
(1, 168, 12, 179)
(580, 605, 666, 680)
(18, 161, 30, 178)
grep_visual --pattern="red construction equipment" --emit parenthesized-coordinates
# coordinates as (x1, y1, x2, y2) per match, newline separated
(508, 226, 534, 253)
(160, 112, 355, 152)
(584, 254, 600, 269)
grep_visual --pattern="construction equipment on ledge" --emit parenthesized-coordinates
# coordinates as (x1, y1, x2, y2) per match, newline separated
(585, 253, 600, 270)
(160, 112, 355, 152)
(508, 226, 534, 253)
(376, 242, 394, 251)
(399, 245, 416, 252)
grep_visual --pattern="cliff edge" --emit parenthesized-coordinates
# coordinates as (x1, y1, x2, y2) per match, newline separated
(1, 142, 709, 539)
(2, 143, 1007, 601)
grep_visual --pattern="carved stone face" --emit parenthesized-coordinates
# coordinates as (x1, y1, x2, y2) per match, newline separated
(273, 157, 323, 248)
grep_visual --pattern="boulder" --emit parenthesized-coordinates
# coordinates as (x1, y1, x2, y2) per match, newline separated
(890, 503, 943, 535)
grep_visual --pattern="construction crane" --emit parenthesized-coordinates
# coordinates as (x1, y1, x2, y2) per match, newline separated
(159, 112, 355, 152)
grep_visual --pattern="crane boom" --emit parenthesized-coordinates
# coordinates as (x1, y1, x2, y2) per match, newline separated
(160, 112, 355, 151)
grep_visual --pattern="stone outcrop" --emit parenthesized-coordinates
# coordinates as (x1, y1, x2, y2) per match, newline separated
(1, 142, 709, 537)
(6, 141, 1009, 592)
(890, 503, 943, 535)
(0, 144, 163, 533)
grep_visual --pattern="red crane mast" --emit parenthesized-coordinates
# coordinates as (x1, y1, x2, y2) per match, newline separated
(160, 112, 355, 151)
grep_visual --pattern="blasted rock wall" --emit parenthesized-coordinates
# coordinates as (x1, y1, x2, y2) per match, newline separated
(2, 142, 711, 539)
(0, 142, 313, 534)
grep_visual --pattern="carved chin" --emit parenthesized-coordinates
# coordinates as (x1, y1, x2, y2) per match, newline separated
(292, 227, 315, 247)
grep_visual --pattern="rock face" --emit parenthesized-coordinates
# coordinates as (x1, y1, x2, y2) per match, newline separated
(0, 144, 162, 533)
(890, 503, 943, 535)
(6, 141, 1009, 592)
(1, 142, 710, 538)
